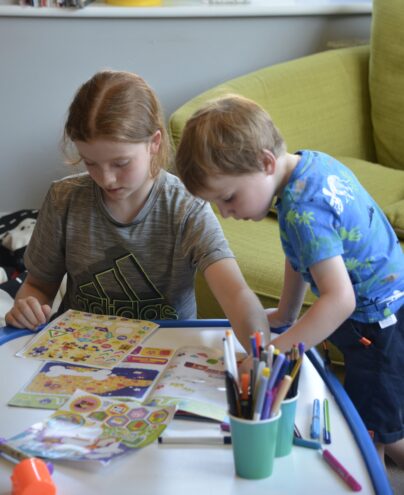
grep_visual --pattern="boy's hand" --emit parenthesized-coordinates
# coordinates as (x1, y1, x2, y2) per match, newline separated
(5, 297, 51, 331)
(238, 353, 253, 374)
(266, 308, 295, 329)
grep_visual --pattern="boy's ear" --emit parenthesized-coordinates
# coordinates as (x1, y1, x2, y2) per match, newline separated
(261, 149, 276, 175)
(150, 130, 162, 154)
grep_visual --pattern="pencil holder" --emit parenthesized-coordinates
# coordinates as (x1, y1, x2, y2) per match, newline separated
(11, 458, 56, 495)
(275, 391, 299, 458)
(229, 411, 281, 479)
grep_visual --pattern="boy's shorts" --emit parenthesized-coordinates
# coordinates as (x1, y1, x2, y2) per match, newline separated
(328, 304, 404, 444)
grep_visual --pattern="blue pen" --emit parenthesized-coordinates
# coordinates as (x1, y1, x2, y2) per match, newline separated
(293, 436, 321, 450)
(266, 352, 285, 392)
(310, 399, 320, 439)
(260, 389, 273, 420)
(274, 358, 290, 388)
(249, 334, 258, 358)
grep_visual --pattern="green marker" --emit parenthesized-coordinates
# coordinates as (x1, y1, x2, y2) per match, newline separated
(323, 398, 331, 444)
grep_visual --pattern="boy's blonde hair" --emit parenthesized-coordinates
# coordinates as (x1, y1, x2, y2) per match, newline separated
(176, 94, 286, 195)
(62, 70, 171, 177)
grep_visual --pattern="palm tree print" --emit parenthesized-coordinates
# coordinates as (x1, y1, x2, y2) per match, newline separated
(298, 211, 315, 238)
(339, 227, 362, 242)
(285, 210, 302, 245)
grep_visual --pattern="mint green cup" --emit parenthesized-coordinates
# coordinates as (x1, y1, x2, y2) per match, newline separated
(229, 411, 281, 479)
(275, 391, 299, 458)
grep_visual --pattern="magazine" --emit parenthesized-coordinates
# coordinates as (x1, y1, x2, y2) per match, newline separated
(12, 309, 234, 422)
(9, 345, 175, 409)
(5, 389, 177, 464)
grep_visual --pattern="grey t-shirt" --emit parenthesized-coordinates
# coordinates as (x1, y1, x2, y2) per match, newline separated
(24, 170, 234, 320)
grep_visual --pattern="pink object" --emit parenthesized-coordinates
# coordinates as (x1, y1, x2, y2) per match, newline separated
(322, 448, 362, 492)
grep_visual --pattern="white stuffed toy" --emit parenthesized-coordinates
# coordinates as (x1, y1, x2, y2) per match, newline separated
(2, 217, 37, 251)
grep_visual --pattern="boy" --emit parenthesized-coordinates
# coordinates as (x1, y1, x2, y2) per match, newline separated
(175, 94, 404, 467)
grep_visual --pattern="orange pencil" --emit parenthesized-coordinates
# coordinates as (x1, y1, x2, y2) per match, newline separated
(240, 372, 250, 418)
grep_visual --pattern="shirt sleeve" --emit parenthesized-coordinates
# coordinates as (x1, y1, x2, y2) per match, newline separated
(180, 200, 234, 273)
(281, 201, 344, 273)
(24, 184, 67, 283)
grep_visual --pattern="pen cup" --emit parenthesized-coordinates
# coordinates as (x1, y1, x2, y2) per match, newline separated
(275, 391, 299, 458)
(229, 411, 281, 479)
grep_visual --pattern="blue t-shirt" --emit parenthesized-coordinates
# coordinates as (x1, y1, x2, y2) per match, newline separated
(275, 150, 404, 323)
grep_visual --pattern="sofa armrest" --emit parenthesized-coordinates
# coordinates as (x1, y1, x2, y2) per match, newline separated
(169, 45, 375, 162)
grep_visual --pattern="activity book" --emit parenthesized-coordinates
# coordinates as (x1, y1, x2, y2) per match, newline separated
(15, 309, 160, 369)
(10, 310, 230, 422)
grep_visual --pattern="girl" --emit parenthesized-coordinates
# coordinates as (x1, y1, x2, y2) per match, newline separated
(5, 71, 269, 352)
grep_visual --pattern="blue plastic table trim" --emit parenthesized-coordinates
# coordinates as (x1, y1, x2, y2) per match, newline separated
(0, 317, 392, 494)
(269, 324, 391, 495)
(307, 347, 392, 495)
(0, 326, 36, 345)
(155, 320, 391, 495)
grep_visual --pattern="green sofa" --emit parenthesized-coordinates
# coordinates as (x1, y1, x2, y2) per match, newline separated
(168, 0, 404, 352)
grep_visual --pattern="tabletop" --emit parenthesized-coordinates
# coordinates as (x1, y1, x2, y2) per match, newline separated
(0, 321, 391, 495)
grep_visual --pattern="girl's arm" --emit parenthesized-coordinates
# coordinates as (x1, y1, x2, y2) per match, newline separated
(5, 273, 61, 330)
(271, 255, 356, 352)
(266, 259, 309, 328)
(203, 257, 270, 352)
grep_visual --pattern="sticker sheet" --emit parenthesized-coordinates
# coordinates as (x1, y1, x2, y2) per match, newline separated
(6, 390, 176, 464)
(9, 346, 175, 409)
(16, 310, 159, 369)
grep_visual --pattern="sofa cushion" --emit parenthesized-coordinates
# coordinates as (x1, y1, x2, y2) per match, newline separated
(335, 156, 404, 240)
(336, 156, 404, 209)
(170, 46, 375, 164)
(369, 0, 404, 171)
(383, 201, 404, 241)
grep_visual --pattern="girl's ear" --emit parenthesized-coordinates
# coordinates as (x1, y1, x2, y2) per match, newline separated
(150, 130, 162, 154)
(261, 149, 276, 175)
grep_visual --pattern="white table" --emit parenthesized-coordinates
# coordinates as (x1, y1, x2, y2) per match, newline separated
(0, 322, 391, 495)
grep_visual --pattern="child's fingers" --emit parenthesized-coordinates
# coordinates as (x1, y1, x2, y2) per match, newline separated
(41, 304, 52, 321)
(5, 309, 36, 330)
(5, 310, 25, 329)
(8, 297, 48, 330)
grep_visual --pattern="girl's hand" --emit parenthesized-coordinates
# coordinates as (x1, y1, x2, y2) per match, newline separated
(5, 297, 52, 331)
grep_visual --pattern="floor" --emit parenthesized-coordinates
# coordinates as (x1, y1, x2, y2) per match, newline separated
(386, 458, 404, 494)
(329, 362, 403, 494)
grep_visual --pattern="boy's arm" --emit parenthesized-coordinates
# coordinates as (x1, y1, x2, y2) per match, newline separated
(271, 255, 355, 352)
(5, 273, 61, 330)
(266, 259, 309, 328)
(203, 258, 270, 352)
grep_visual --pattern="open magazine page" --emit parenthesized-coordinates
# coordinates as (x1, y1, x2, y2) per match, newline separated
(148, 346, 228, 422)
(15, 310, 159, 369)
(8, 346, 175, 409)
(6, 389, 177, 464)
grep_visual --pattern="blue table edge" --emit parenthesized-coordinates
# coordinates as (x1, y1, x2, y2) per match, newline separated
(0, 318, 391, 495)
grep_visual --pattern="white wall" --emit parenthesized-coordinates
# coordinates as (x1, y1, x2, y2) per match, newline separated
(0, 13, 371, 210)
